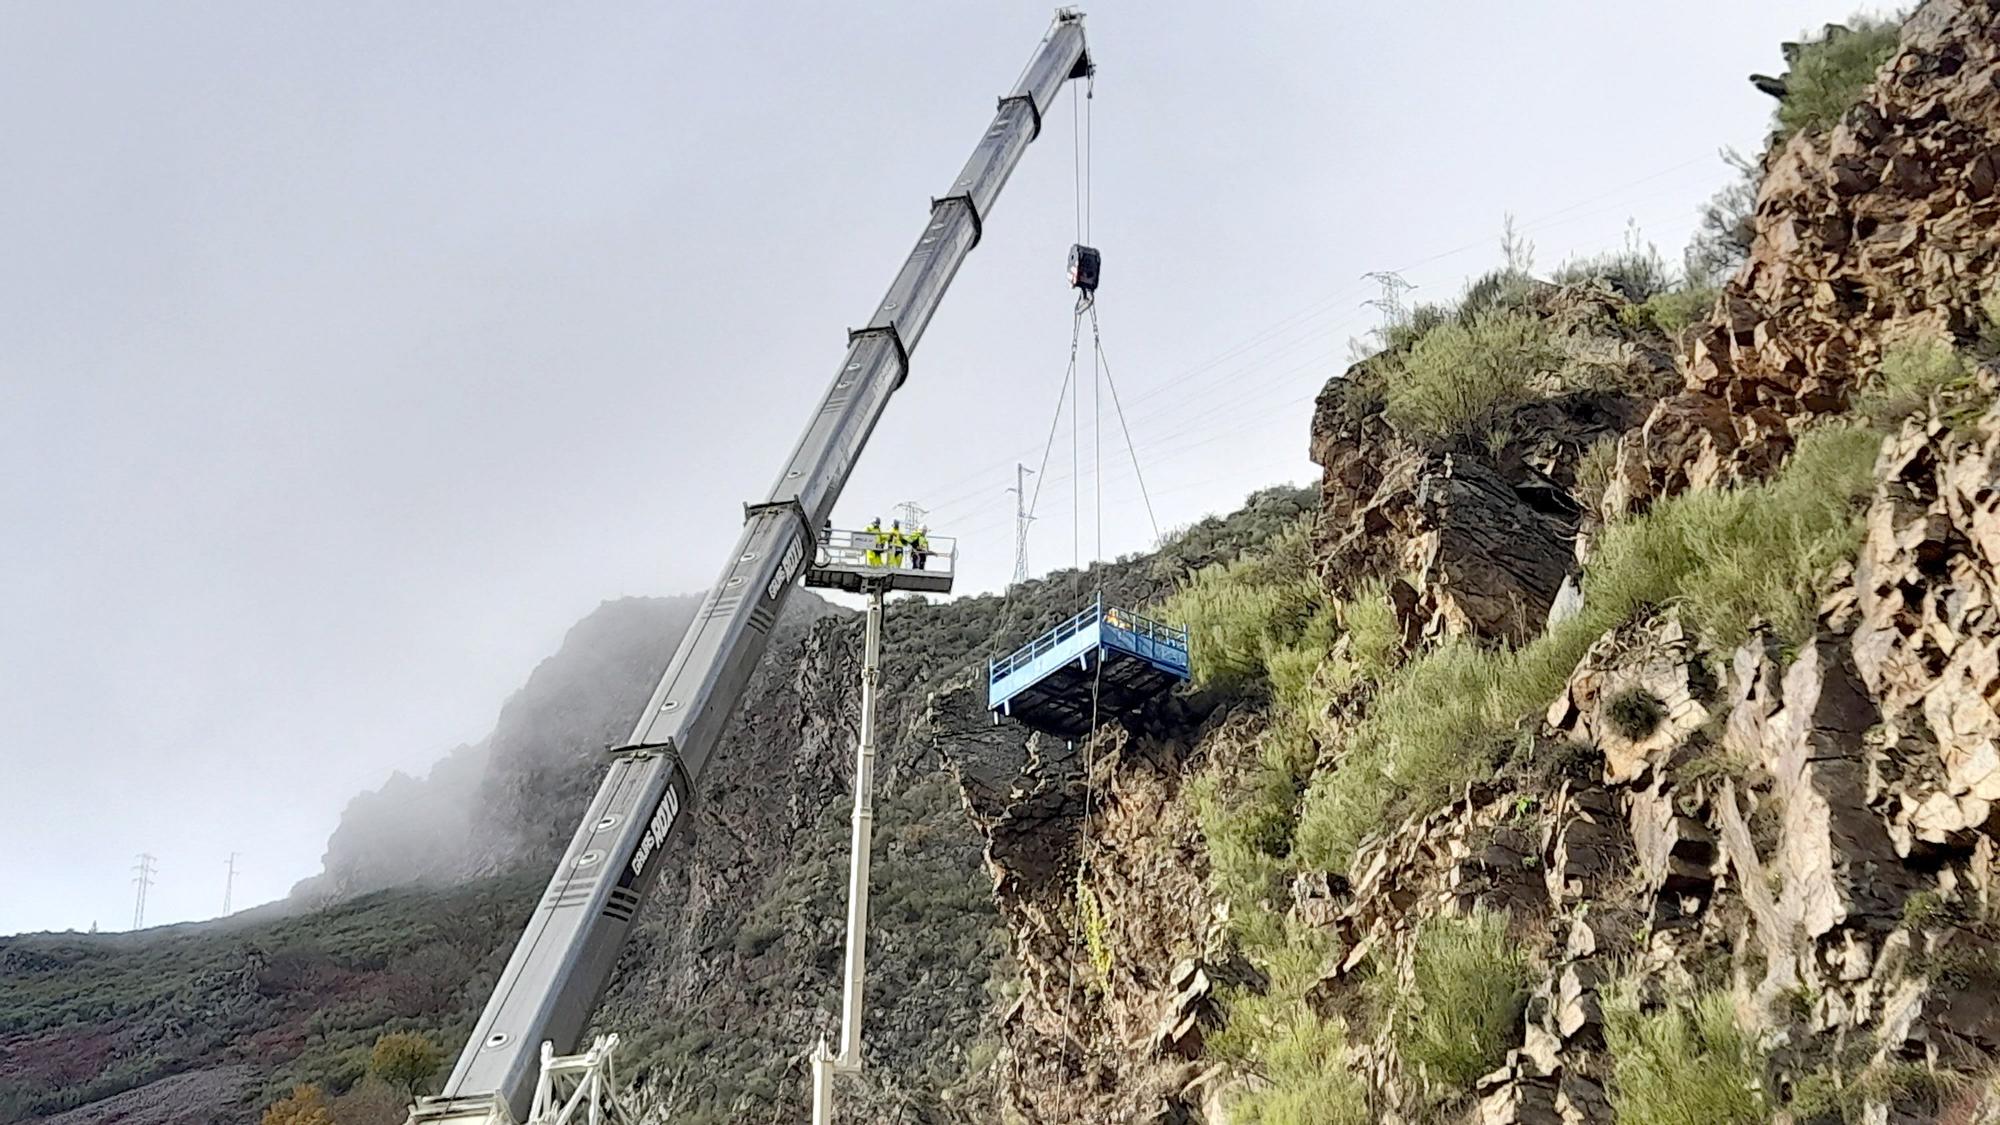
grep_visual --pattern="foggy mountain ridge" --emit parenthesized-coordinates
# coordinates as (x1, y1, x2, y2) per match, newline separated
(292, 590, 805, 904)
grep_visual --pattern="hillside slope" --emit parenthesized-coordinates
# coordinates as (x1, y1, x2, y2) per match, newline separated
(955, 4, 2000, 1123)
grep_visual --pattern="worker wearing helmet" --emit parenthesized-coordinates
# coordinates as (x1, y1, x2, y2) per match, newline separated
(866, 517, 886, 566)
(910, 526, 930, 571)
(887, 520, 906, 568)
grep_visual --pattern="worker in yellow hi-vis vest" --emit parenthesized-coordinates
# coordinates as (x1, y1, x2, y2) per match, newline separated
(887, 520, 907, 568)
(909, 526, 930, 571)
(866, 517, 886, 566)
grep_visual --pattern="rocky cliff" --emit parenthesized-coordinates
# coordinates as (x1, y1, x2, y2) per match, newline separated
(948, 4, 2000, 1123)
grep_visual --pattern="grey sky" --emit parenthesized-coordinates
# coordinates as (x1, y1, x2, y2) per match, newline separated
(1, 1, 1866, 934)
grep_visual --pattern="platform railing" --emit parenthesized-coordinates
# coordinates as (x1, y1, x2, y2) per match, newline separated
(989, 596, 1191, 686)
(814, 529, 958, 577)
(1100, 603, 1191, 656)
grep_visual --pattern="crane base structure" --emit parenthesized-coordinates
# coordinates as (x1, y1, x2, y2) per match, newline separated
(411, 1036, 635, 1125)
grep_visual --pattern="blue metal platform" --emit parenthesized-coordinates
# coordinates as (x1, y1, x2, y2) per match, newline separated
(988, 595, 1191, 739)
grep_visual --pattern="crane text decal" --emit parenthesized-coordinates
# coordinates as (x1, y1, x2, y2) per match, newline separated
(767, 536, 805, 601)
(629, 786, 682, 881)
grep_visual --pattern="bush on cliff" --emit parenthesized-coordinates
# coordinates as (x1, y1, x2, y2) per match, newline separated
(1775, 16, 1902, 140)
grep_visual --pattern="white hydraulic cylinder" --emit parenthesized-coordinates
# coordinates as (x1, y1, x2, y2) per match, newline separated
(812, 584, 885, 1124)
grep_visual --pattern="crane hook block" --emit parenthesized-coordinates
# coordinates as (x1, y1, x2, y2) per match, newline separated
(1068, 244, 1101, 293)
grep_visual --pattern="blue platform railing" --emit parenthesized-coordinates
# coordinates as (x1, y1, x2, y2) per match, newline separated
(988, 594, 1190, 709)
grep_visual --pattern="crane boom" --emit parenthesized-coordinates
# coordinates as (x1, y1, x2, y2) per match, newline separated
(427, 14, 1092, 1119)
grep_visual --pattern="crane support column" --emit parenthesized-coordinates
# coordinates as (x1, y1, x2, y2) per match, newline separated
(810, 580, 885, 1123)
(417, 12, 1088, 1123)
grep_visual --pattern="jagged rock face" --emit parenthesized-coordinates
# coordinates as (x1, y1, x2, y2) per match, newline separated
(1309, 304, 1654, 646)
(1619, 0, 2000, 510)
(1853, 406, 2000, 839)
(950, 713, 1233, 1125)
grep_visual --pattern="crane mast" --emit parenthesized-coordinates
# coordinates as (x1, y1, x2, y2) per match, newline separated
(416, 13, 1092, 1121)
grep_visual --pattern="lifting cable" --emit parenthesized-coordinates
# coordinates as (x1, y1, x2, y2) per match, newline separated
(1064, 70, 1108, 1085)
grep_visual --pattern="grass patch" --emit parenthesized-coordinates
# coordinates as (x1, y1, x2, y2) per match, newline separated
(1634, 284, 1721, 349)
(1224, 1009, 1372, 1125)
(1775, 17, 1902, 140)
(1573, 435, 1621, 513)
(1161, 517, 1334, 697)
(1295, 426, 1880, 872)
(1381, 309, 1562, 445)
(1791, 1061, 1963, 1123)
(1210, 922, 1366, 1125)
(1193, 765, 1296, 924)
(1604, 985, 1767, 1125)
(1391, 909, 1530, 1100)
(1854, 331, 1981, 431)
(1337, 579, 1402, 684)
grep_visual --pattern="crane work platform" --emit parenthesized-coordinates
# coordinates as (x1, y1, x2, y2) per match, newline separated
(806, 529, 957, 594)
(988, 595, 1190, 739)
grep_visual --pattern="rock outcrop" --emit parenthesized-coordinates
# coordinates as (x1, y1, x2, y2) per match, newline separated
(1620, 0, 2000, 510)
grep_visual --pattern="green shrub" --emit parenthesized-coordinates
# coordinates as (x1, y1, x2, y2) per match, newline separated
(1295, 426, 1880, 873)
(1159, 516, 1336, 699)
(1381, 309, 1561, 444)
(1573, 435, 1621, 512)
(1900, 889, 1946, 930)
(1208, 919, 1362, 1124)
(1378, 302, 1454, 356)
(1776, 17, 1902, 140)
(1392, 909, 1530, 1098)
(1194, 764, 1297, 924)
(1637, 284, 1720, 346)
(1854, 332, 1979, 431)
(1076, 872, 1113, 987)
(1459, 269, 1539, 320)
(1604, 985, 1767, 1125)
(1337, 580, 1401, 683)
(1685, 150, 1760, 285)
(1553, 247, 1674, 302)
(1605, 687, 1667, 740)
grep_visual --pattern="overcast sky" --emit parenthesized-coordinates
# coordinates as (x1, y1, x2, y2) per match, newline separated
(0, 1, 1873, 935)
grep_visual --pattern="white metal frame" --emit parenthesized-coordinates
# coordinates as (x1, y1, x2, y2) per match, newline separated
(809, 581, 887, 1124)
(408, 1036, 637, 1125)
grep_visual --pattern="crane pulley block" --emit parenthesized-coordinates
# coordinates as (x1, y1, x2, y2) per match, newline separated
(1068, 243, 1101, 293)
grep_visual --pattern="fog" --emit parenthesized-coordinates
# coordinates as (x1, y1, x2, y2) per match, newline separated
(0, 0, 1868, 934)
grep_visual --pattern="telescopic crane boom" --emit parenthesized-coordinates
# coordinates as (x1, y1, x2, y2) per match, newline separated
(414, 13, 1092, 1122)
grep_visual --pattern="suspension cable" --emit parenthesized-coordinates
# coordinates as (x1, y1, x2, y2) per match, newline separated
(1088, 303, 1162, 547)
(1024, 311, 1082, 522)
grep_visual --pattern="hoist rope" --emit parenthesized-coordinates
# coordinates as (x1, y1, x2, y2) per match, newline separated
(1023, 313, 1082, 523)
(1088, 304, 1162, 547)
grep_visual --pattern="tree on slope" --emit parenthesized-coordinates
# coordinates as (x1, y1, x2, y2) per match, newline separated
(371, 1031, 444, 1098)
(263, 1085, 335, 1125)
